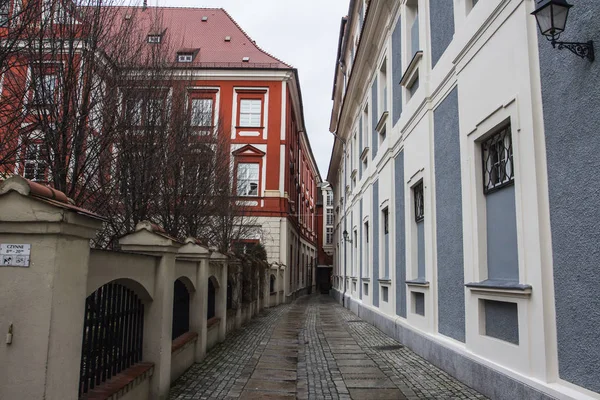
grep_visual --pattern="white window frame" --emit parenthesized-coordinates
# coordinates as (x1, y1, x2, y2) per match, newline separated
(239, 99, 262, 127)
(190, 98, 213, 129)
(177, 53, 193, 63)
(237, 162, 259, 197)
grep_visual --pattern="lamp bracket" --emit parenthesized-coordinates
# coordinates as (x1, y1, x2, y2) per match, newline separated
(552, 39, 594, 61)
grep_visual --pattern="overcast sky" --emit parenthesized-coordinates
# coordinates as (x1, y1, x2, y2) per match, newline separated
(169, 0, 348, 179)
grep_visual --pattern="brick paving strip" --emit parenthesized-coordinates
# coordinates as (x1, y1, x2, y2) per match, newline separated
(169, 295, 487, 400)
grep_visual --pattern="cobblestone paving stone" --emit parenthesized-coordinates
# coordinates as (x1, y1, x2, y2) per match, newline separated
(169, 295, 487, 400)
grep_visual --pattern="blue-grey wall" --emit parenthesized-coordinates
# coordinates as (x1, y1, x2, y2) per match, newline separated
(538, 0, 600, 393)
(395, 151, 406, 317)
(359, 198, 363, 299)
(417, 221, 425, 279)
(392, 17, 402, 126)
(484, 300, 519, 345)
(434, 87, 465, 342)
(371, 78, 378, 160)
(429, 0, 454, 68)
(414, 292, 425, 316)
(486, 185, 519, 281)
(372, 180, 380, 307)
(411, 14, 419, 55)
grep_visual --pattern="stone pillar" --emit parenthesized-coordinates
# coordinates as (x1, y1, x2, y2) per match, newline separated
(208, 252, 228, 342)
(0, 177, 103, 400)
(120, 222, 181, 400)
(177, 238, 211, 362)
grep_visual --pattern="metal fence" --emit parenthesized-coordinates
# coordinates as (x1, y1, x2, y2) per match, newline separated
(78, 282, 144, 396)
(172, 279, 190, 340)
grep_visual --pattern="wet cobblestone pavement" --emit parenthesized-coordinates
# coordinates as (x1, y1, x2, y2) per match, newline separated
(169, 295, 487, 400)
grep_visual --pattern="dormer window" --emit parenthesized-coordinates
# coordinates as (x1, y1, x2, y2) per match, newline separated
(147, 35, 161, 44)
(177, 53, 194, 63)
(242, 57, 250, 62)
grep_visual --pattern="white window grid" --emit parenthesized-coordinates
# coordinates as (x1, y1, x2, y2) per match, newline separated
(23, 142, 47, 182)
(239, 99, 262, 127)
(237, 163, 259, 196)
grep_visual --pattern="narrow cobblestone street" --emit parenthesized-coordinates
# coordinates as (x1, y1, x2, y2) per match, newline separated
(169, 295, 487, 400)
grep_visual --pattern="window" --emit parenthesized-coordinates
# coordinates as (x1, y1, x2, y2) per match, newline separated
(379, 59, 388, 112)
(0, 0, 9, 26)
(326, 191, 333, 206)
(364, 221, 369, 275)
(383, 207, 389, 234)
(237, 163, 259, 196)
(147, 34, 161, 43)
(382, 286, 389, 302)
(414, 182, 424, 222)
(326, 208, 334, 225)
(23, 142, 47, 182)
(190, 98, 213, 128)
(239, 99, 261, 127)
(482, 125, 514, 194)
(33, 74, 57, 105)
(125, 95, 164, 127)
(177, 53, 193, 63)
(326, 227, 333, 244)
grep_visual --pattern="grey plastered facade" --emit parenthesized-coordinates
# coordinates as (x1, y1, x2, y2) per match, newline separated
(433, 87, 465, 342)
(392, 17, 402, 125)
(538, 0, 600, 393)
(429, 0, 454, 68)
(394, 151, 406, 317)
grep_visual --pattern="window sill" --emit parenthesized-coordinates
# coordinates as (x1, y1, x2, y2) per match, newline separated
(81, 362, 154, 400)
(378, 278, 392, 284)
(360, 147, 370, 161)
(375, 111, 389, 132)
(400, 51, 423, 87)
(172, 331, 198, 353)
(352, 277, 358, 281)
(351, 169, 357, 179)
(236, 126, 264, 129)
(406, 278, 430, 288)
(361, 277, 370, 282)
(465, 280, 532, 298)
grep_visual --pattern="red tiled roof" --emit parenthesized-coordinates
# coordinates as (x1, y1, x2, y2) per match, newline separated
(108, 6, 291, 69)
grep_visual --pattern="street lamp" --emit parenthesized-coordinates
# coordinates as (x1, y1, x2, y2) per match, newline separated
(342, 229, 352, 243)
(531, 0, 594, 61)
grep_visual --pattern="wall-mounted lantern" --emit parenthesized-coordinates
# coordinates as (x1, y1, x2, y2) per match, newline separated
(531, 0, 594, 61)
(342, 230, 352, 243)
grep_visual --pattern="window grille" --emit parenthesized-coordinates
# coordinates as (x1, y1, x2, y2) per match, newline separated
(78, 282, 144, 396)
(414, 182, 424, 222)
(482, 125, 514, 194)
(172, 279, 190, 340)
(207, 278, 216, 319)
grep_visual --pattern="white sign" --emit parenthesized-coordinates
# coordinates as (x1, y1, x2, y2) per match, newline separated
(0, 244, 31, 267)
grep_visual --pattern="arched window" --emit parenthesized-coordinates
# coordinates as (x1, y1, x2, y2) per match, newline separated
(207, 277, 216, 319)
(172, 279, 190, 340)
(270, 274, 276, 293)
(226, 280, 233, 310)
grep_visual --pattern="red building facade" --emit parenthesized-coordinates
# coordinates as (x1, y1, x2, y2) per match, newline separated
(0, 5, 320, 298)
